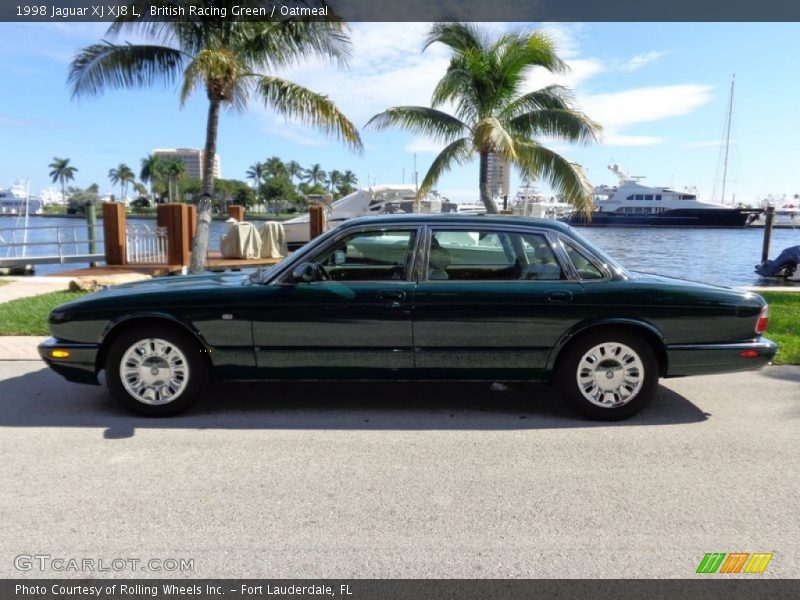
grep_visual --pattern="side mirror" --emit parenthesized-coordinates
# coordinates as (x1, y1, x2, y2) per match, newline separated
(292, 262, 319, 283)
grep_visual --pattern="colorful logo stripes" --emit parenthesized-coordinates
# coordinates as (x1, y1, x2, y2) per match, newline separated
(696, 552, 773, 574)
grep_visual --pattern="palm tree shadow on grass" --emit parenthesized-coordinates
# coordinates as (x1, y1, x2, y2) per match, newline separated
(0, 365, 707, 439)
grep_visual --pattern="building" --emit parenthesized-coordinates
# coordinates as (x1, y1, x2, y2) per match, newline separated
(486, 153, 510, 201)
(152, 148, 221, 181)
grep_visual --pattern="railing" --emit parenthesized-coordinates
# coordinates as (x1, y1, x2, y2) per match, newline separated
(126, 223, 168, 264)
(0, 224, 104, 267)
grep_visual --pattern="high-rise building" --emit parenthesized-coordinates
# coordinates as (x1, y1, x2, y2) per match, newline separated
(152, 148, 221, 181)
(486, 153, 510, 200)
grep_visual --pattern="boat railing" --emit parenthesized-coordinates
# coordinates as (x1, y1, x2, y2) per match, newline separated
(0, 223, 105, 267)
(126, 223, 168, 264)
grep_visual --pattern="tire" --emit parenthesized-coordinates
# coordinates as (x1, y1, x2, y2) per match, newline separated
(105, 325, 207, 416)
(556, 330, 659, 421)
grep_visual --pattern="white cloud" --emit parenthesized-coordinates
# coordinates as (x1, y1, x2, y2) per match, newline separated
(404, 137, 445, 154)
(620, 51, 669, 71)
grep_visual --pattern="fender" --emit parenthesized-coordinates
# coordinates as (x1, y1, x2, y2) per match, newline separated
(546, 317, 667, 372)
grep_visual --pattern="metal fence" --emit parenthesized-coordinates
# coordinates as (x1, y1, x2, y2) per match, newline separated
(0, 223, 104, 267)
(126, 223, 168, 264)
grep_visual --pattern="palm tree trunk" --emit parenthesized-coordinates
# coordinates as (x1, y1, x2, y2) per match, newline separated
(189, 98, 221, 274)
(479, 151, 498, 214)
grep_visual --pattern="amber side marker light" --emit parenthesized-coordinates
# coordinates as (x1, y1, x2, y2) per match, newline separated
(49, 350, 71, 359)
(740, 350, 761, 358)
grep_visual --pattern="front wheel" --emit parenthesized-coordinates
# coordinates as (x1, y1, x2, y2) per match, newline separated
(105, 327, 207, 416)
(556, 331, 658, 421)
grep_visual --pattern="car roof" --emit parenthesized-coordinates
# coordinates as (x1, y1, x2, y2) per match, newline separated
(341, 213, 574, 234)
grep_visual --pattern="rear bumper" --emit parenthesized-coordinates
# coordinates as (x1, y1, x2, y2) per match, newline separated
(37, 337, 100, 385)
(665, 337, 778, 377)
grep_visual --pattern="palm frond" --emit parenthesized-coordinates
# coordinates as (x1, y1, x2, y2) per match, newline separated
(417, 138, 473, 198)
(499, 85, 575, 119)
(507, 109, 601, 145)
(515, 141, 594, 216)
(238, 20, 352, 71)
(424, 22, 484, 54)
(474, 117, 517, 161)
(365, 106, 469, 143)
(68, 41, 186, 97)
(256, 76, 363, 152)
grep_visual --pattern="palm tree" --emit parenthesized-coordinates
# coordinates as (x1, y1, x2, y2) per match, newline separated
(246, 161, 267, 188)
(164, 158, 185, 203)
(327, 169, 343, 193)
(367, 23, 601, 214)
(338, 169, 358, 196)
(68, 2, 363, 273)
(286, 160, 303, 183)
(304, 163, 327, 187)
(108, 163, 135, 203)
(265, 156, 288, 178)
(140, 154, 163, 201)
(48, 157, 78, 208)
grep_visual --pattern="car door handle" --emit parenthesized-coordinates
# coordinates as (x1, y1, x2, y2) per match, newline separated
(378, 289, 406, 307)
(546, 290, 573, 303)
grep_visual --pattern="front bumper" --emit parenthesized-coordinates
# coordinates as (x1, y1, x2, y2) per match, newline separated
(38, 337, 100, 385)
(665, 337, 778, 377)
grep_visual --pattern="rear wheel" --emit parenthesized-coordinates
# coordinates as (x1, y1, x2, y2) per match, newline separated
(105, 326, 206, 416)
(556, 330, 658, 420)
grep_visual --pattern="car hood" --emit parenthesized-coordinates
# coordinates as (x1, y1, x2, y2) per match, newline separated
(101, 272, 251, 295)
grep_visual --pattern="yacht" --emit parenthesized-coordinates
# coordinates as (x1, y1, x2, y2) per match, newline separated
(281, 185, 448, 247)
(0, 180, 44, 215)
(567, 165, 759, 228)
(511, 181, 573, 219)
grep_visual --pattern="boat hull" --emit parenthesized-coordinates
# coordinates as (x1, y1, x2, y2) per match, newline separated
(568, 208, 755, 228)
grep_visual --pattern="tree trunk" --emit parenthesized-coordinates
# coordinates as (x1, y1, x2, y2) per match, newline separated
(189, 98, 221, 273)
(479, 150, 498, 214)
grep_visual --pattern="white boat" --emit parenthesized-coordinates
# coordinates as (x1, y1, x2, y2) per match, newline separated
(511, 181, 573, 219)
(281, 185, 446, 247)
(567, 165, 758, 228)
(0, 180, 44, 215)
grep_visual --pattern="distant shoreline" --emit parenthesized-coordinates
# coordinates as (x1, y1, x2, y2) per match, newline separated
(11, 213, 292, 222)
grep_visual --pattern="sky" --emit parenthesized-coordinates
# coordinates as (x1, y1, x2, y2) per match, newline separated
(1, 21, 799, 204)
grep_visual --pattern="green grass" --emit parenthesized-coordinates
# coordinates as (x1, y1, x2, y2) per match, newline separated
(0, 291, 87, 336)
(760, 292, 800, 365)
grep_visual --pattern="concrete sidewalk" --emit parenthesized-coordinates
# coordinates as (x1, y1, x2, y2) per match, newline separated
(0, 277, 71, 303)
(0, 336, 46, 360)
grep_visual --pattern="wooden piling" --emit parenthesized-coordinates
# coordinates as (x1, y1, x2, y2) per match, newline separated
(309, 205, 326, 240)
(227, 205, 245, 222)
(761, 206, 776, 264)
(158, 203, 192, 266)
(102, 202, 127, 265)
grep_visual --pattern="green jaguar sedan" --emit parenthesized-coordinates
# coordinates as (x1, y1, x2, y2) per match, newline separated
(39, 214, 776, 420)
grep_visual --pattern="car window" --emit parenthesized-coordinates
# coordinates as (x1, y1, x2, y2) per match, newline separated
(428, 229, 563, 281)
(562, 241, 604, 279)
(313, 229, 417, 281)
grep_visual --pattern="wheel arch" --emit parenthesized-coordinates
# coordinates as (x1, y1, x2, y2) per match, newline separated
(95, 313, 210, 374)
(548, 318, 668, 378)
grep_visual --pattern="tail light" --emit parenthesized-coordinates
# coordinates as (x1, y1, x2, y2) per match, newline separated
(755, 305, 769, 335)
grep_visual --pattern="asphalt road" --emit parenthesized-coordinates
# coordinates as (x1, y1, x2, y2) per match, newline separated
(0, 360, 798, 578)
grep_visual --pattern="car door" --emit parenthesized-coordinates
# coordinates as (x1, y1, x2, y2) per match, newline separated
(252, 226, 420, 379)
(412, 225, 585, 380)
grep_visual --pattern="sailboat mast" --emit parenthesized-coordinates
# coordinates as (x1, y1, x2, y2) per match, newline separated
(720, 74, 735, 205)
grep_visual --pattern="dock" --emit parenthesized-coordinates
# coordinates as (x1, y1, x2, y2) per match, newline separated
(51, 252, 283, 278)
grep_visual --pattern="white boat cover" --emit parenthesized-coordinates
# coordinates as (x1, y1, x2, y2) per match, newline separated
(259, 221, 288, 258)
(220, 222, 262, 259)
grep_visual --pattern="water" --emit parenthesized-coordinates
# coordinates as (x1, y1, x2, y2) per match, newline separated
(3, 215, 799, 286)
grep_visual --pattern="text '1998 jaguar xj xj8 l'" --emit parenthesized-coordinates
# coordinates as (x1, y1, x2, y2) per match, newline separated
(39, 215, 776, 420)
